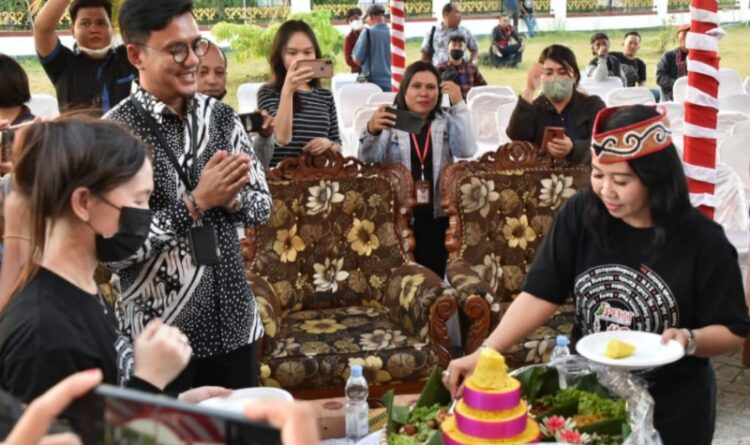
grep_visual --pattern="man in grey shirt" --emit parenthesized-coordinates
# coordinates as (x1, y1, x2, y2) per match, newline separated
(420, 2, 478, 66)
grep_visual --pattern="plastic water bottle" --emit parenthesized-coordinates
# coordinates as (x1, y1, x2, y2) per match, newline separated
(345, 364, 369, 443)
(550, 335, 572, 389)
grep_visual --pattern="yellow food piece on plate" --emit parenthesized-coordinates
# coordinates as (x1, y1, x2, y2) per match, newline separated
(466, 348, 514, 391)
(604, 338, 636, 359)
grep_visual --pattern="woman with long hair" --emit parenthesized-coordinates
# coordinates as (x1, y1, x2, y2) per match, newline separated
(444, 105, 750, 444)
(507, 44, 605, 163)
(257, 20, 341, 168)
(0, 117, 206, 429)
(359, 61, 476, 277)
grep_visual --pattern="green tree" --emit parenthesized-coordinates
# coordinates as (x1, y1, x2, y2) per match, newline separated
(212, 10, 342, 63)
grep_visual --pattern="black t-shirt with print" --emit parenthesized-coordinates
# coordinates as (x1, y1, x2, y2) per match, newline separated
(523, 192, 749, 338)
(39, 39, 137, 113)
(0, 268, 155, 430)
(610, 52, 647, 87)
(522, 192, 750, 442)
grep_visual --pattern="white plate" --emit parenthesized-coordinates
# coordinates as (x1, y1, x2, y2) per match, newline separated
(576, 331, 685, 371)
(198, 387, 293, 413)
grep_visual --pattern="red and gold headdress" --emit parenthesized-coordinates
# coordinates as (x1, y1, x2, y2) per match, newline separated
(590, 106, 672, 164)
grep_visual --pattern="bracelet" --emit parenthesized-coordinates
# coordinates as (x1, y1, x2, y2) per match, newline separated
(2, 234, 30, 241)
(680, 328, 697, 355)
(186, 192, 205, 219)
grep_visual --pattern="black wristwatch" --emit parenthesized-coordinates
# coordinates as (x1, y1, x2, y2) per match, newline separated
(680, 328, 697, 355)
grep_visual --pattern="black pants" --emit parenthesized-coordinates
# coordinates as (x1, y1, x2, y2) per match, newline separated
(165, 342, 258, 394)
(646, 360, 716, 445)
(411, 210, 449, 278)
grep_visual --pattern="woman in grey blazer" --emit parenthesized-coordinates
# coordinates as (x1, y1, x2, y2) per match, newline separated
(359, 61, 477, 277)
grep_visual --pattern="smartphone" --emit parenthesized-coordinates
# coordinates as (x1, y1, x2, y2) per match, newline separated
(384, 107, 424, 134)
(0, 121, 34, 164)
(78, 384, 282, 445)
(541, 126, 566, 152)
(239, 112, 264, 133)
(297, 59, 334, 79)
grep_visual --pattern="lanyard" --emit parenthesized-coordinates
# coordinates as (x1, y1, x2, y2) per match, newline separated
(411, 124, 432, 180)
(130, 97, 199, 190)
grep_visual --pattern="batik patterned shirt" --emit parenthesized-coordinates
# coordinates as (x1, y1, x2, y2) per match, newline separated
(104, 85, 271, 358)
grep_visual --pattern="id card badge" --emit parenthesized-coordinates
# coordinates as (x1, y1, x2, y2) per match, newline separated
(415, 180, 432, 205)
(188, 225, 221, 266)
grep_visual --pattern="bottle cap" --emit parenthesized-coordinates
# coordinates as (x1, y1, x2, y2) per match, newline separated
(351, 364, 363, 377)
(556, 335, 569, 347)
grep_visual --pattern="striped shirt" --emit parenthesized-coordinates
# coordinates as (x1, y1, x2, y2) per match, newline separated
(257, 85, 340, 167)
(103, 85, 271, 358)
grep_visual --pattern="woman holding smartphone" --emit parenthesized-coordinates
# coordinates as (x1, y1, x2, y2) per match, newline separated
(257, 20, 341, 168)
(0, 117, 220, 430)
(506, 44, 605, 163)
(359, 61, 477, 277)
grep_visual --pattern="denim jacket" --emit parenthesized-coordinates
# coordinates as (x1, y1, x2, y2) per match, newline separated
(358, 102, 477, 217)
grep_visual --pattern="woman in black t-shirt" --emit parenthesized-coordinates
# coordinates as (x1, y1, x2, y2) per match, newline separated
(444, 105, 750, 445)
(0, 118, 208, 430)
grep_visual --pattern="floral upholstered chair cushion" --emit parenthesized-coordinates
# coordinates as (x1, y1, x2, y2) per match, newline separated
(441, 142, 589, 368)
(243, 152, 458, 393)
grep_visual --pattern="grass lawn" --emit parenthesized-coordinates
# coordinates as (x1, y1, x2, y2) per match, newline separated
(19, 23, 750, 111)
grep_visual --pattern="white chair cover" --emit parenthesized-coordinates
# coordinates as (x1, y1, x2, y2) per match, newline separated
(466, 85, 515, 104)
(744, 76, 750, 95)
(605, 87, 656, 107)
(718, 68, 745, 99)
(672, 77, 688, 103)
(26, 94, 59, 118)
(332, 73, 359, 102)
(336, 83, 382, 129)
(718, 133, 750, 196)
(579, 76, 623, 100)
(341, 104, 380, 158)
(715, 163, 750, 280)
(658, 101, 684, 124)
(731, 120, 750, 136)
(237, 82, 263, 114)
(366, 91, 397, 105)
(467, 93, 517, 155)
(719, 94, 750, 118)
(494, 102, 516, 146)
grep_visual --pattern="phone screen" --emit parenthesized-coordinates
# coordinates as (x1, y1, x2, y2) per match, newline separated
(79, 385, 281, 445)
(239, 112, 264, 133)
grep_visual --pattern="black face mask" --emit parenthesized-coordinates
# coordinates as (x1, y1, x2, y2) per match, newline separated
(92, 197, 153, 263)
(450, 49, 465, 60)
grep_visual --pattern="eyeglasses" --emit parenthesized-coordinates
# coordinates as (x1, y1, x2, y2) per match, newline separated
(139, 37, 210, 64)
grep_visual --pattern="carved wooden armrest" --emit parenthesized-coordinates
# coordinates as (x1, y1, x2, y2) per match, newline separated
(384, 263, 458, 368)
(247, 272, 281, 355)
(446, 260, 501, 354)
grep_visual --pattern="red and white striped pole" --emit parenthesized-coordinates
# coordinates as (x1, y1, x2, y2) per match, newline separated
(390, 0, 406, 92)
(683, 0, 722, 219)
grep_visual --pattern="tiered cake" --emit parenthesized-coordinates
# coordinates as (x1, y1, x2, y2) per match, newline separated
(441, 348, 540, 444)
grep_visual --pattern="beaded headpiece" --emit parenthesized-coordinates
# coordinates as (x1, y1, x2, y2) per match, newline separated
(590, 106, 672, 164)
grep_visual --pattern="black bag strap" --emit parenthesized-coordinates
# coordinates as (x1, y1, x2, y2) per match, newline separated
(130, 96, 197, 191)
(428, 25, 436, 60)
(365, 28, 372, 71)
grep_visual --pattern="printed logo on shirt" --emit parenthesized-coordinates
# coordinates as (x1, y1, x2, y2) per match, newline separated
(574, 264, 679, 335)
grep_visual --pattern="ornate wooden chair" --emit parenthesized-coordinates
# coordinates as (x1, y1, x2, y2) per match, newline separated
(242, 151, 458, 397)
(440, 142, 590, 368)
